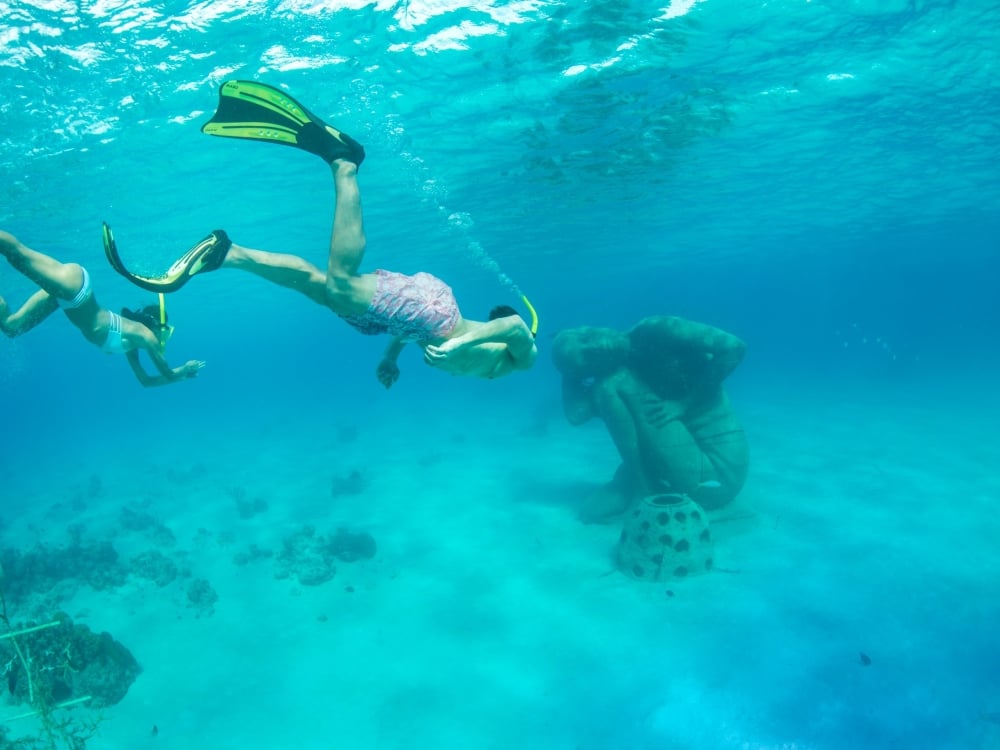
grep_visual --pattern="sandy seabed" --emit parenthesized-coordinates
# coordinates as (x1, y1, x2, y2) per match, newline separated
(2, 379, 999, 750)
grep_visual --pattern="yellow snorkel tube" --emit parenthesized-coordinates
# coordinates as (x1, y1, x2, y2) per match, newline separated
(157, 293, 175, 353)
(521, 294, 539, 338)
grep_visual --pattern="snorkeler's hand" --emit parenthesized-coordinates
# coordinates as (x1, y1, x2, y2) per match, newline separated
(181, 360, 205, 379)
(423, 339, 462, 366)
(377, 359, 400, 389)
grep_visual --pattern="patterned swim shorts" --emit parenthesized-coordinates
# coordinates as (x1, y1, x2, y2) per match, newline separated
(339, 269, 461, 343)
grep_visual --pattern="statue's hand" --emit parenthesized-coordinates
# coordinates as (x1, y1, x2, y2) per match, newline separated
(643, 395, 684, 428)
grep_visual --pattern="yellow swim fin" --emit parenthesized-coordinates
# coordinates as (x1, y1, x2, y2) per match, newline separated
(201, 80, 365, 166)
(102, 222, 232, 293)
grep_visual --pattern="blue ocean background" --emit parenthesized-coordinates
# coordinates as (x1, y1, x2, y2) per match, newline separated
(2, 1, 999, 748)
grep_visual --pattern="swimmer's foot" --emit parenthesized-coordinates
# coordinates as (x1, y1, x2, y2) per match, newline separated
(310, 124, 366, 166)
(180, 230, 233, 276)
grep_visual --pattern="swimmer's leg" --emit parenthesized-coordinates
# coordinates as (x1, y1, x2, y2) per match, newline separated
(221, 243, 328, 307)
(0, 289, 59, 337)
(0, 231, 85, 300)
(325, 160, 366, 282)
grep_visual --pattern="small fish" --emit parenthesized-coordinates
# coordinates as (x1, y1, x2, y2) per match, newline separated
(151, 725, 159, 737)
(859, 652, 872, 666)
(980, 712, 1000, 725)
(698, 480, 722, 489)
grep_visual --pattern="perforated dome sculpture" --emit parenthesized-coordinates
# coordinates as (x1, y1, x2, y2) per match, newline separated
(617, 493, 714, 580)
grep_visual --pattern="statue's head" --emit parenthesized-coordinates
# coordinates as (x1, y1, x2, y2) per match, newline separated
(551, 326, 629, 380)
(550, 327, 629, 425)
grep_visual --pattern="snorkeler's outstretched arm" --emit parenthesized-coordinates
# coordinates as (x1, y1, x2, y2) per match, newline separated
(376, 336, 406, 389)
(493, 316, 538, 369)
(126, 344, 204, 388)
(425, 317, 537, 371)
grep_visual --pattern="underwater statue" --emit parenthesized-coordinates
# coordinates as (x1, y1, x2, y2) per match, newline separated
(552, 315, 749, 522)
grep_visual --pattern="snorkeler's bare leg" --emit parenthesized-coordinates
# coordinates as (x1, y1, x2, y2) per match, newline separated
(0, 231, 85, 300)
(0, 289, 59, 337)
(325, 160, 366, 282)
(220, 244, 328, 306)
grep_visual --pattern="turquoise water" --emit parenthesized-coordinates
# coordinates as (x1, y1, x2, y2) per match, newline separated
(2, 1, 999, 749)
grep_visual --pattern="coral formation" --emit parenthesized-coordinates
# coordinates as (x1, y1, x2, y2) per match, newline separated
(330, 470, 367, 498)
(130, 550, 179, 588)
(118, 505, 176, 547)
(226, 486, 269, 520)
(0, 542, 127, 609)
(1, 565, 136, 749)
(274, 526, 376, 586)
(185, 579, 218, 616)
(1, 612, 141, 709)
(232, 544, 274, 567)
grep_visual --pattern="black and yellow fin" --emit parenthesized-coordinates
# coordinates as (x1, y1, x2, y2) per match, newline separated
(102, 222, 232, 294)
(201, 80, 365, 166)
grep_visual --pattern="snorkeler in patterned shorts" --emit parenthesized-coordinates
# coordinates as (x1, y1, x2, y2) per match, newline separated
(104, 80, 536, 388)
